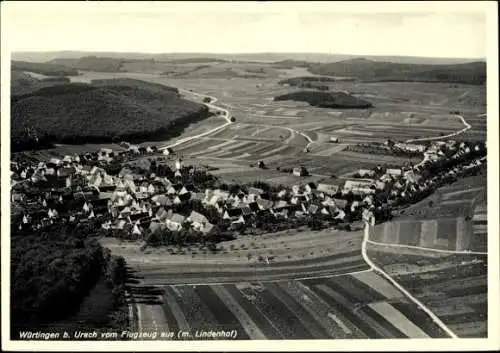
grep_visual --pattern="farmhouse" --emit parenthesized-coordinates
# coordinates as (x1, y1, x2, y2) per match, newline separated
(357, 169, 375, 178)
(394, 143, 426, 153)
(386, 168, 403, 177)
(316, 183, 340, 196)
(343, 180, 375, 195)
(293, 166, 308, 177)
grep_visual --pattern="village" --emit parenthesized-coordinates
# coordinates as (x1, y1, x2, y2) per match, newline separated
(10, 137, 486, 250)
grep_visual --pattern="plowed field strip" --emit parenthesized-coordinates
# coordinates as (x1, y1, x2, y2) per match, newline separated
(223, 284, 283, 339)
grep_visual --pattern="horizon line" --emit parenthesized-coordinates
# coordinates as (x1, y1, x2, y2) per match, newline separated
(11, 50, 486, 61)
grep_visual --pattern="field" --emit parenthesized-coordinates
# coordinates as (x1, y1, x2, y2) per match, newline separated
(129, 270, 450, 339)
(369, 217, 477, 252)
(367, 249, 487, 338)
(100, 227, 369, 284)
(392, 174, 487, 253)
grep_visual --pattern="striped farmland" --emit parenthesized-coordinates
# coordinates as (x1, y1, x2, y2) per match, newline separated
(370, 217, 475, 252)
(131, 270, 452, 340)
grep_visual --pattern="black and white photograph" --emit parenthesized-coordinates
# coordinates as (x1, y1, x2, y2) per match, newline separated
(1, 1, 498, 351)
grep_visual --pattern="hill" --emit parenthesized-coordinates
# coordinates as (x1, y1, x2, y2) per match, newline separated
(11, 60, 79, 76)
(12, 51, 484, 65)
(167, 57, 229, 64)
(278, 76, 357, 87)
(308, 58, 486, 85)
(271, 59, 313, 69)
(11, 79, 209, 152)
(274, 91, 373, 109)
(11, 70, 72, 96)
(49, 56, 125, 72)
(90, 78, 179, 94)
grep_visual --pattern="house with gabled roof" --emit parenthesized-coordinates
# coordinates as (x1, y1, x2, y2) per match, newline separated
(187, 211, 209, 231)
(49, 158, 63, 166)
(306, 203, 319, 215)
(111, 220, 126, 230)
(239, 205, 253, 216)
(386, 168, 403, 177)
(166, 185, 177, 195)
(200, 222, 215, 235)
(316, 183, 339, 197)
(223, 208, 242, 220)
(293, 166, 308, 177)
(138, 182, 149, 193)
(149, 221, 165, 234)
(363, 195, 374, 206)
(273, 200, 289, 210)
(204, 195, 221, 206)
(12, 192, 25, 203)
(256, 198, 273, 211)
(293, 194, 309, 205)
(292, 184, 302, 195)
(231, 215, 246, 225)
(248, 202, 260, 213)
(190, 192, 204, 201)
(277, 189, 288, 199)
(130, 212, 148, 223)
(166, 213, 185, 231)
(248, 187, 264, 197)
(151, 194, 170, 206)
(305, 182, 317, 194)
(271, 207, 289, 219)
(343, 180, 375, 196)
(334, 209, 346, 220)
(173, 192, 191, 204)
(321, 196, 337, 207)
(357, 169, 375, 178)
(155, 207, 169, 221)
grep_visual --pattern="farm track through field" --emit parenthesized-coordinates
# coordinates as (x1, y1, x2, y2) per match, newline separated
(406, 114, 472, 143)
(366, 239, 488, 256)
(363, 222, 458, 338)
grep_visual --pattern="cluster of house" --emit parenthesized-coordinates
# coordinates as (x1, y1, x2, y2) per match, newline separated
(99, 177, 356, 237)
(10, 145, 357, 237)
(10, 137, 485, 237)
(349, 139, 485, 203)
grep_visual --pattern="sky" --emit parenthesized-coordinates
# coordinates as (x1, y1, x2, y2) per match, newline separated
(2, 1, 491, 58)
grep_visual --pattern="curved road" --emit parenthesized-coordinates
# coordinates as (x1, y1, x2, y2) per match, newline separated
(406, 114, 471, 143)
(362, 221, 458, 338)
(158, 88, 233, 151)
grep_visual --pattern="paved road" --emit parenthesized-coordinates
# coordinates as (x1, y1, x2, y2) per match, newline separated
(406, 114, 472, 143)
(158, 88, 233, 151)
(362, 221, 458, 338)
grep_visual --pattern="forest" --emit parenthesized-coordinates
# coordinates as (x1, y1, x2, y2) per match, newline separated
(10, 222, 127, 337)
(49, 56, 125, 72)
(11, 80, 209, 152)
(11, 60, 79, 76)
(274, 91, 373, 109)
(307, 58, 486, 85)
